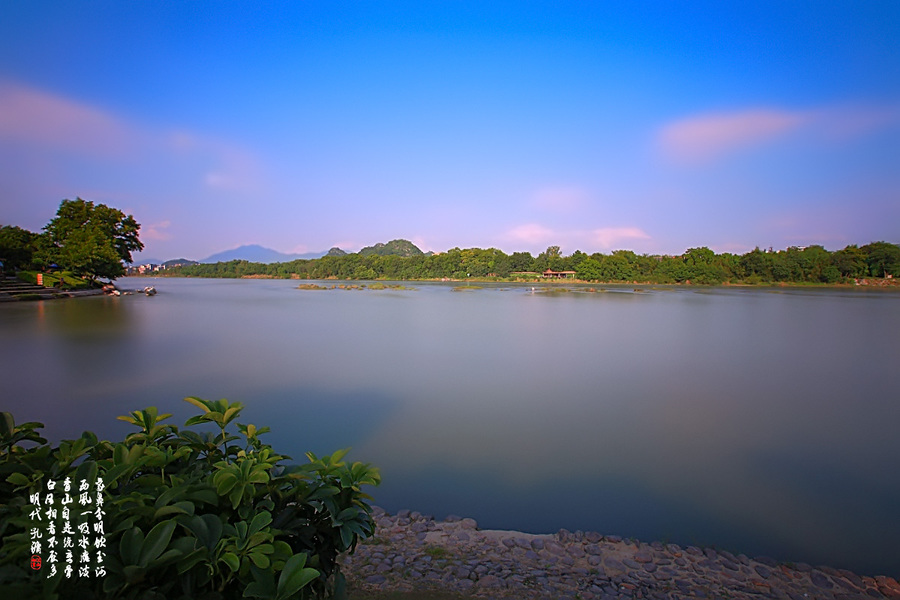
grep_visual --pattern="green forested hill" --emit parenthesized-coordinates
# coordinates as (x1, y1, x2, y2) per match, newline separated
(358, 239, 423, 257)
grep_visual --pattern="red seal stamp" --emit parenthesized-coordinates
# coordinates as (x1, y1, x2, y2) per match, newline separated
(30, 554, 42, 570)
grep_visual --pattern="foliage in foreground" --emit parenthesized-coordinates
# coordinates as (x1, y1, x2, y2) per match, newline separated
(0, 398, 380, 600)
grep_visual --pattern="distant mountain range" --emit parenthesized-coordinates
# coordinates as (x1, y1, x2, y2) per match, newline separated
(133, 240, 426, 266)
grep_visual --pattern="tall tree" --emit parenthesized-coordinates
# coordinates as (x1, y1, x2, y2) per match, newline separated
(41, 198, 143, 280)
(861, 241, 900, 278)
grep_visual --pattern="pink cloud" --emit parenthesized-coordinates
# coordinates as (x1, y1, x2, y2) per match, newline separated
(0, 82, 133, 156)
(658, 104, 900, 164)
(658, 108, 810, 163)
(504, 223, 556, 246)
(592, 227, 650, 249)
(0, 81, 264, 194)
(143, 220, 173, 242)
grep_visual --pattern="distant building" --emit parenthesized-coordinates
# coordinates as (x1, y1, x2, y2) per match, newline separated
(542, 269, 576, 279)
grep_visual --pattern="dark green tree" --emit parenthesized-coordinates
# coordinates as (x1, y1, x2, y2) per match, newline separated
(575, 257, 602, 281)
(0, 225, 39, 271)
(41, 198, 143, 281)
(861, 241, 900, 278)
(832, 245, 867, 278)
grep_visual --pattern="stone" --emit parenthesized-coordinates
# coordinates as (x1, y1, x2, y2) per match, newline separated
(604, 558, 625, 572)
(810, 571, 834, 589)
(544, 541, 566, 556)
(341, 510, 881, 600)
(755, 565, 772, 579)
(444, 514, 462, 523)
(721, 559, 740, 571)
(477, 574, 506, 588)
(396, 509, 410, 518)
(459, 517, 478, 529)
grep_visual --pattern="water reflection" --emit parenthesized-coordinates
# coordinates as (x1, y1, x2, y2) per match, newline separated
(1, 278, 898, 576)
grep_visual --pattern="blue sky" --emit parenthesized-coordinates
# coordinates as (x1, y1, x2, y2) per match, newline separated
(1, 1, 898, 260)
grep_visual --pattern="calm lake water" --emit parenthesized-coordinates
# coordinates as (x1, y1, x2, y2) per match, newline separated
(2, 277, 899, 576)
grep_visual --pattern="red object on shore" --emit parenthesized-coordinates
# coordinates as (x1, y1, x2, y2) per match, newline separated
(36, 273, 43, 285)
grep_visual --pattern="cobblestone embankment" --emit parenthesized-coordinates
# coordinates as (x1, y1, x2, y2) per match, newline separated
(341, 508, 900, 600)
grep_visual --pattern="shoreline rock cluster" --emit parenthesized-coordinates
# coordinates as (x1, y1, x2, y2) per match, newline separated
(341, 507, 900, 600)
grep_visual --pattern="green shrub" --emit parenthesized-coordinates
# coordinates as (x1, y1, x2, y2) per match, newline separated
(0, 398, 380, 600)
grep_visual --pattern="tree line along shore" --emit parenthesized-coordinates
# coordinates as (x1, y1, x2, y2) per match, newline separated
(2, 199, 898, 286)
(149, 241, 899, 286)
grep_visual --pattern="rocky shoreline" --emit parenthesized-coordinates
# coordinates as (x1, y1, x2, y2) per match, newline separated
(341, 507, 900, 600)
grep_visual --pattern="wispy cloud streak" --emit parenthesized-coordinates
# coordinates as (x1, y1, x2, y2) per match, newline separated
(658, 104, 900, 164)
(0, 82, 133, 156)
(659, 109, 809, 163)
(0, 80, 264, 193)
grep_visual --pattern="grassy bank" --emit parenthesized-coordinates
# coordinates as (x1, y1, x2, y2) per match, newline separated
(15, 270, 96, 290)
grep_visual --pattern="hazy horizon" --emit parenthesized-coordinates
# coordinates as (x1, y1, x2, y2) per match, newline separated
(2, 2, 898, 259)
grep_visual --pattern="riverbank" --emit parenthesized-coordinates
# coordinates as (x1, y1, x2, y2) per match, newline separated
(341, 507, 900, 600)
(138, 272, 900, 289)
